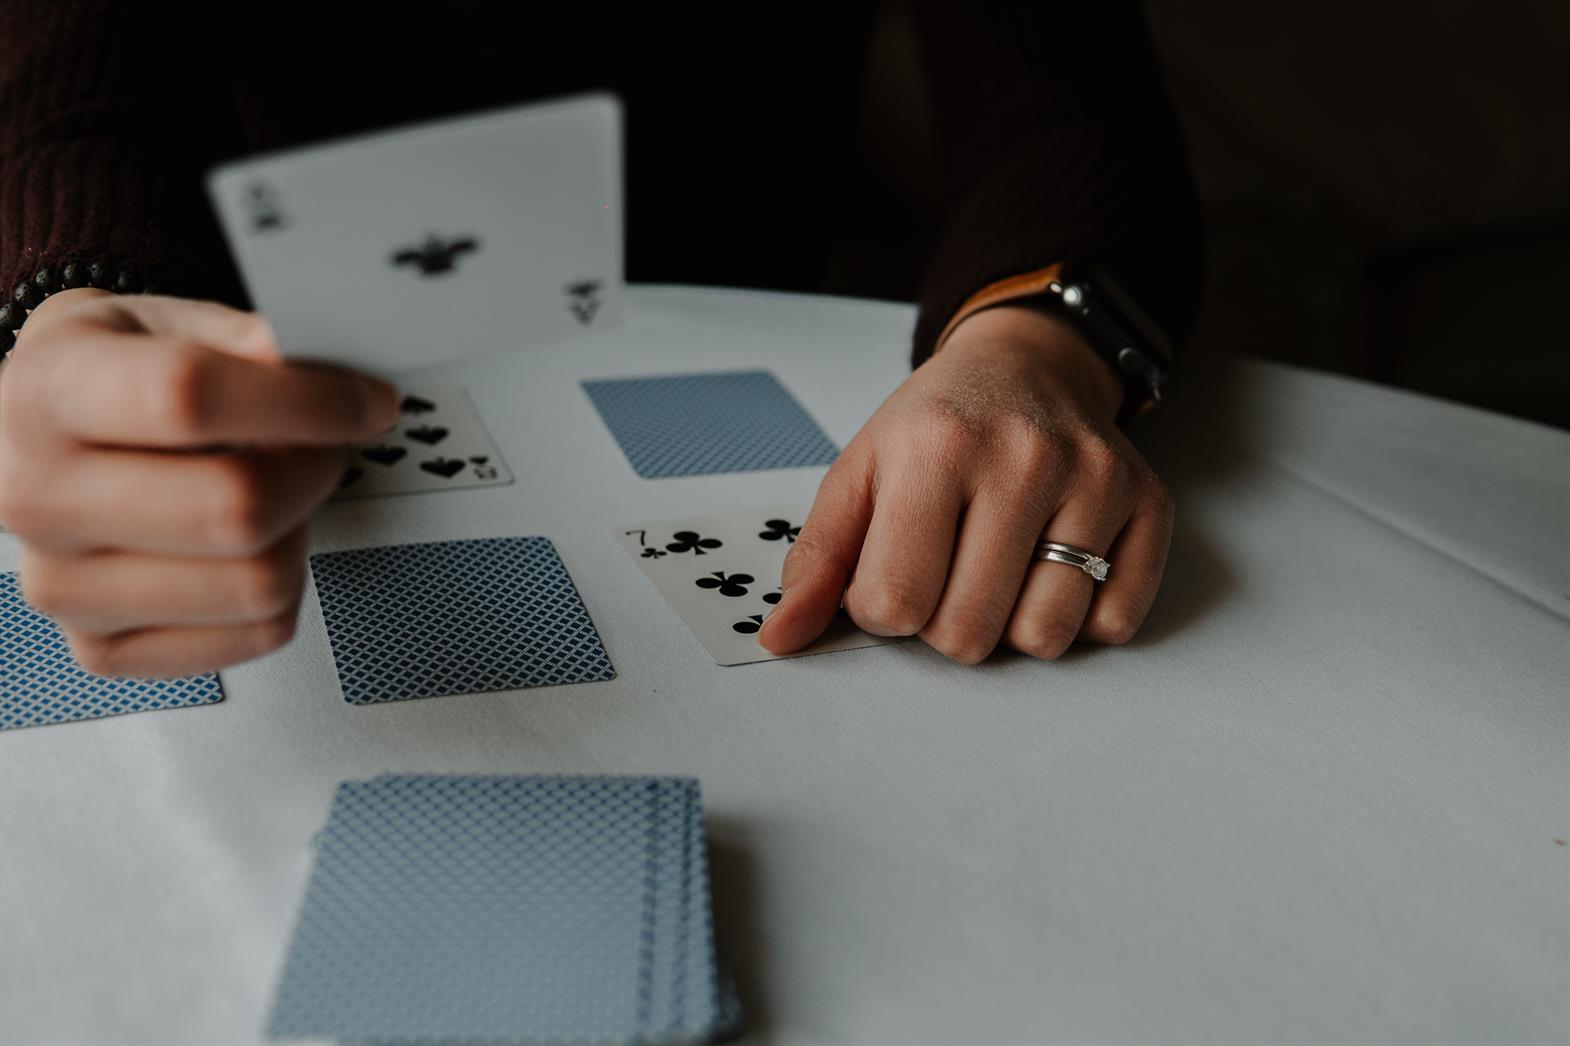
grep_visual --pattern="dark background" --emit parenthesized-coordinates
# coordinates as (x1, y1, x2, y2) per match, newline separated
(826, 0, 1569, 428)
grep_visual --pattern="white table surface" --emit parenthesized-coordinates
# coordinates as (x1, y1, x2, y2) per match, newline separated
(2, 286, 1566, 1045)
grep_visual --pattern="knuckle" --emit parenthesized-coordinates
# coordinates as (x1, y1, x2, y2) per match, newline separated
(923, 624, 996, 666)
(65, 630, 118, 677)
(1077, 436, 1128, 485)
(846, 583, 932, 636)
(208, 458, 272, 552)
(1086, 603, 1145, 646)
(18, 559, 69, 619)
(912, 410, 978, 457)
(1011, 428, 1070, 476)
(1008, 610, 1079, 661)
(251, 611, 299, 656)
(155, 344, 217, 437)
(1145, 474, 1176, 515)
(233, 550, 304, 621)
(784, 529, 834, 568)
(0, 483, 48, 537)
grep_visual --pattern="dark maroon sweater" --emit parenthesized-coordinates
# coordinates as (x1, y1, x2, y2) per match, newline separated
(0, 2, 1201, 367)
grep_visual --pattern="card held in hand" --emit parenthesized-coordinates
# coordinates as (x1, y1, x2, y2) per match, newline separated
(616, 508, 901, 666)
(207, 94, 623, 375)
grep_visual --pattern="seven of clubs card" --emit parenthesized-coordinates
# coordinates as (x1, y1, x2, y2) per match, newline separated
(206, 93, 623, 376)
(616, 508, 901, 666)
(335, 386, 513, 499)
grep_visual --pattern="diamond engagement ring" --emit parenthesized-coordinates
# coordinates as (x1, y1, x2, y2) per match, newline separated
(1033, 541, 1110, 582)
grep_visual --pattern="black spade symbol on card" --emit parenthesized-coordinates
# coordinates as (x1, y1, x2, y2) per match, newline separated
(400, 395, 437, 415)
(406, 425, 448, 445)
(733, 614, 765, 635)
(362, 445, 407, 466)
(469, 456, 488, 465)
(338, 466, 364, 488)
(696, 571, 754, 597)
(420, 458, 466, 478)
(763, 589, 782, 605)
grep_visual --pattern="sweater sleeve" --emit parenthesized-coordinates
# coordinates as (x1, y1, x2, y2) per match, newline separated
(906, 2, 1204, 367)
(0, 2, 243, 322)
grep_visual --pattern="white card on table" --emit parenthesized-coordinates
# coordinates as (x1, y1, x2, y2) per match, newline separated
(616, 508, 902, 666)
(207, 93, 622, 377)
(334, 386, 513, 500)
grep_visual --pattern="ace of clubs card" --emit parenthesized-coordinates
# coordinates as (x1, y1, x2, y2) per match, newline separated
(206, 93, 623, 377)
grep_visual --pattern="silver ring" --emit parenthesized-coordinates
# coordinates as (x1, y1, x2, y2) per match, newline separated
(1033, 540, 1110, 582)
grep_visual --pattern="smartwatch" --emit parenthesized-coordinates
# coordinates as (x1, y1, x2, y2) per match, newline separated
(1036, 263, 1173, 424)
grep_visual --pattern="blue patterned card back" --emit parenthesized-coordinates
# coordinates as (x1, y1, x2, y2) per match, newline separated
(581, 370, 838, 478)
(310, 537, 615, 705)
(268, 775, 683, 1045)
(0, 572, 223, 731)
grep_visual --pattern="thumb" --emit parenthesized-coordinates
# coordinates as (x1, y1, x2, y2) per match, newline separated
(757, 446, 874, 655)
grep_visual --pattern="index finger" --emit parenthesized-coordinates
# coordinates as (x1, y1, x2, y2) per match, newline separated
(757, 444, 875, 654)
(45, 330, 399, 448)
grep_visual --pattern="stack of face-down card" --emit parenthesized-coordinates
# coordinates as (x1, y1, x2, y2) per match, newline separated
(267, 774, 740, 1045)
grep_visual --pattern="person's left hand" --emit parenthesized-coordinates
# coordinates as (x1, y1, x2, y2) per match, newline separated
(758, 303, 1174, 663)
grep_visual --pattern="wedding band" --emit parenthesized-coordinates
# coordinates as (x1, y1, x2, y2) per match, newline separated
(1033, 540, 1110, 582)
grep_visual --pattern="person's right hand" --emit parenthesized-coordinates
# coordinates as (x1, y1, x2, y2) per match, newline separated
(0, 289, 399, 678)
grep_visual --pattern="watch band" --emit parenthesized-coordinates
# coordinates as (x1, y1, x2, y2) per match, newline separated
(934, 262, 1173, 424)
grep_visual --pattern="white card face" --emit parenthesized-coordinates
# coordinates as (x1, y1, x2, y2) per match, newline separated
(616, 508, 902, 666)
(207, 93, 623, 377)
(334, 386, 513, 499)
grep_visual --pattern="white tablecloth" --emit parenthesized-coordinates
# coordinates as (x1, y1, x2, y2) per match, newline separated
(2, 286, 1566, 1045)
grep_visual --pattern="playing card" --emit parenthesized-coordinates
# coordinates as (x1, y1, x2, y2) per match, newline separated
(582, 370, 838, 478)
(333, 385, 512, 499)
(267, 775, 678, 1045)
(644, 776, 730, 1042)
(310, 537, 614, 704)
(0, 572, 223, 730)
(615, 508, 901, 666)
(208, 93, 623, 376)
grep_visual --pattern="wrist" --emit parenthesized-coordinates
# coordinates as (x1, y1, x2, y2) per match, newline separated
(940, 304, 1124, 423)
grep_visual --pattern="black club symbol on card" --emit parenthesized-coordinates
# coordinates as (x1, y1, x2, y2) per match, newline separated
(696, 571, 754, 597)
(667, 531, 722, 556)
(733, 614, 765, 635)
(400, 394, 437, 415)
(759, 519, 800, 543)
(391, 234, 480, 277)
(420, 457, 465, 478)
(624, 530, 668, 558)
(405, 425, 449, 445)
